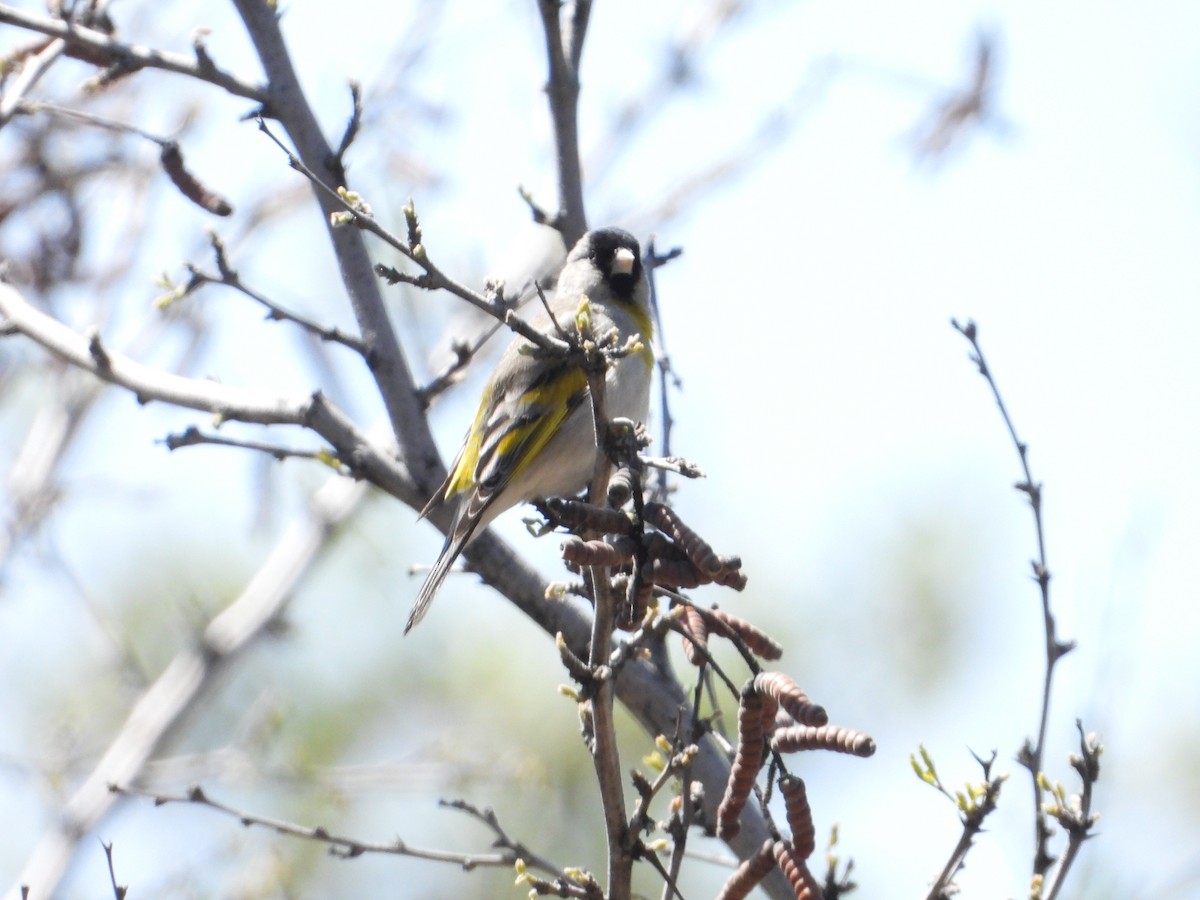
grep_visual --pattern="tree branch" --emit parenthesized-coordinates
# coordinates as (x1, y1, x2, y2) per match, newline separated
(0, 283, 416, 504)
(0, 4, 268, 103)
(8, 474, 369, 900)
(535, 0, 591, 244)
(230, 0, 441, 494)
(952, 317, 1074, 879)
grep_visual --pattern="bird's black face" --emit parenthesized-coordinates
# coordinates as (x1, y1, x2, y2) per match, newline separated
(579, 227, 643, 301)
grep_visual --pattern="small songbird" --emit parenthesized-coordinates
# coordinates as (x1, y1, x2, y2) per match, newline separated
(406, 227, 654, 633)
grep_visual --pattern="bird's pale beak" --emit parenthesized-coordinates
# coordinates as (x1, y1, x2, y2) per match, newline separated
(612, 247, 635, 276)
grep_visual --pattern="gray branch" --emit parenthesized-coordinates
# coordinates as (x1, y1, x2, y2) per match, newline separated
(0, 4, 268, 103)
(7, 473, 369, 900)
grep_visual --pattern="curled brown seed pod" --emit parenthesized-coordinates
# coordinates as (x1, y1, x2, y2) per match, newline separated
(538, 497, 634, 535)
(615, 577, 653, 632)
(645, 501, 725, 575)
(717, 682, 769, 840)
(714, 839, 777, 900)
(645, 556, 709, 589)
(772, 840, 823, 899)
(675, 604, 710, 665)
(560, 535, 637, 567)
(697, 607, 783, 660)
(754, 672, 828, 727)
(710, 564, 749, 591)
(643, 530, 690, 562)
(778, 776, 816, 859)
(606, 466, 637, 507)
(770, 722, 877, 758)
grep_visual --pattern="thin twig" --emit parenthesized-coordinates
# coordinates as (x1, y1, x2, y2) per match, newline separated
(255, 116, 571, 359)
(1040, 726, 1101, 899)
(0, 35, 65, 126)
(182, 233, 368, 355)
(110, 785, 529, 869)
(333, 80, 364, 166)
(100, 841, 126, 900)
(439, 798, 564, 878)
(917, 748, 1005, 900)
(644, 240, 684, 502)
(580, 337, 633, 900)
(535, 0, 591, 244)
(232, 0, 436, 487)
(14, 98, 170, 143)
(10, 473, 368, 899)
(0, 283, 415, 504)
(161, 425, 347, 471)
(951, 317, 1075, 879)
(0, 4, 268, 103)
(416, 323, 502, 407)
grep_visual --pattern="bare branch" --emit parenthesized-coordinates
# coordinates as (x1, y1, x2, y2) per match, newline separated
(644, 239, 685, 502)
(253, 117, 571, 359)
(0, 4, 268, 103)
(1040, 723, 1102, 900)
(161, 425, 347, 471)
(0, 34, 64, 127)
(439, 799, 564, 877)
(952, 317, 1074, 878)
(183, 233, 368, 355)
(0, 283, 415, 503)
(231, 0, 439, 489)
(416, 323, 502, 407)
(334, 80, 364, 166)
(110, 785, 531, 869)
(11, 474, 369, 898)
(535, 0, 591, 244)
(100, 841, 126, 900)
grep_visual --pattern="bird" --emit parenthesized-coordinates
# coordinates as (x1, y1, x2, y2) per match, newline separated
(406, 227, 654, 633)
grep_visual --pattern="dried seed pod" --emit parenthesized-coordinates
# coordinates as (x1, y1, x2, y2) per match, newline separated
(697, 607, 783, 660)
(539, 497, 634, 535)
(778, 776, 816, 859)
(606, 466, 637, 507)
(754, 672, 827, 727)
(715, 839, 777, 900)
(675, 604, 710, 665)
(645, 501, 725, 575)
(771, 723, 877, 758)
(646, 557, 708, 589)
(717, 682, 769, 840)
(616, 576, 653, 631)
(710, 564, 749, 591)
(560, 535, 637, 567)
(643, 529, 689, 562)
(772, 840, 823, 899)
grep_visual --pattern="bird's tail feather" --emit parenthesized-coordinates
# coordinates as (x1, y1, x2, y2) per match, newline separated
(405, 526, 474, 634)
